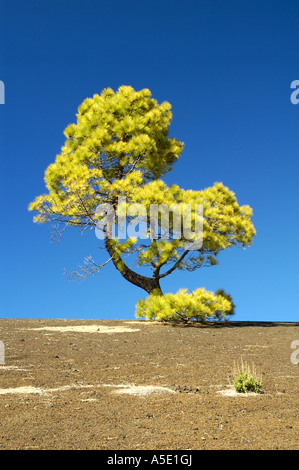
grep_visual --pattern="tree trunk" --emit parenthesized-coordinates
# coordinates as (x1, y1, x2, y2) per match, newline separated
(104, 237, 163, 295)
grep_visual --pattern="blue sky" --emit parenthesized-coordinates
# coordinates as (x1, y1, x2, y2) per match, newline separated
(1, 0, 298, 321)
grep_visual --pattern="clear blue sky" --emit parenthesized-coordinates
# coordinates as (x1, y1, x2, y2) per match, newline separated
(1, 0, 298, 321)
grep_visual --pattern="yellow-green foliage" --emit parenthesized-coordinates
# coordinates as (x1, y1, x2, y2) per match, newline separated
(129, 180, 256, 270)
(232, 359, 262, 393)
(135, 288, 233, 322)
(29, 86, 183, 224)
(29, 85, 256, 286)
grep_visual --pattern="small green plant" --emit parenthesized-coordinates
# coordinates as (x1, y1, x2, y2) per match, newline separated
(232, 358, 262, 394)
(234, 372, 262, 393)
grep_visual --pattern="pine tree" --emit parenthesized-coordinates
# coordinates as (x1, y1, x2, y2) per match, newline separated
(29, 86, 255, 321)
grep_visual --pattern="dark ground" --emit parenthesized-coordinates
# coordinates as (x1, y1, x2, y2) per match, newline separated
(0, 318, 298, 450)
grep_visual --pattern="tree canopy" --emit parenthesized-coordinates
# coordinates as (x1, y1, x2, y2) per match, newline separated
(29, 86, 256, 321)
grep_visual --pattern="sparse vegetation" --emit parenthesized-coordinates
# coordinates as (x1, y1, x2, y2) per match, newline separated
(234, 372, 262, 393)
(232, 358, 262, 394)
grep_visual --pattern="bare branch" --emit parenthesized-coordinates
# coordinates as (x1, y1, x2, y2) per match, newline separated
(64, 255, 112, 281)
(49, 223, 69, 245)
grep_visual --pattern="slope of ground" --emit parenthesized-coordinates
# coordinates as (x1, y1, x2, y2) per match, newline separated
(0, 319, 298, 450)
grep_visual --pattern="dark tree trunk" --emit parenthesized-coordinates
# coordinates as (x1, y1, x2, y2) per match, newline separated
(104, 237, 163, 295)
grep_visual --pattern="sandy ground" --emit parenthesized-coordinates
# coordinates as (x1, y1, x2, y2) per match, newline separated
(0, 318, 298, 450)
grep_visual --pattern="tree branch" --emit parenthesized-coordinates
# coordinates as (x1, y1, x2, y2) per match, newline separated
(64, 255, 112, 281)
(159, 250, 189, 279)
(104, 236, 161, 294)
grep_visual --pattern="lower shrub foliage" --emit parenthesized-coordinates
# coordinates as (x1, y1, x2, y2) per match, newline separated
(234, 372, 262, 393)
(135, 288, 234, 322)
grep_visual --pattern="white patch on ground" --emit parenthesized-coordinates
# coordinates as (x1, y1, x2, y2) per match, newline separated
(0, 386, 43, 395)
(27, 325, 140, 334)
(0, 382, 175, 397)
(102, 383, 176, 396)
(276, 375, 297, 378)
(0, 383, 98, 395)
(0, 366, 28, 371)
(243, 344, 270, 351)
(216, 385, 262, 397)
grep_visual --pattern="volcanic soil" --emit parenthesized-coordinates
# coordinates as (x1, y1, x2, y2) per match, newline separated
(0, 318, 298, 450)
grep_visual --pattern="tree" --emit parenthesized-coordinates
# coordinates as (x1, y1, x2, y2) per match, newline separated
(29, 86, 256, 321)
